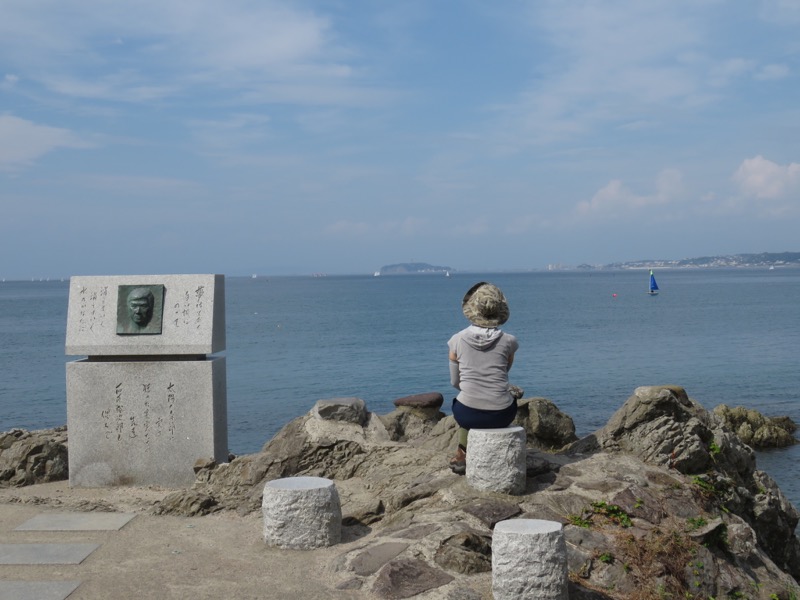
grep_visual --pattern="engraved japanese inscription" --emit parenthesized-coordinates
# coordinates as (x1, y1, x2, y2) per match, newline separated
(116, 284, 165, 335)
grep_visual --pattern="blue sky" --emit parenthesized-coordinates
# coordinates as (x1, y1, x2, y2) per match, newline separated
(2, 0, 799, 278)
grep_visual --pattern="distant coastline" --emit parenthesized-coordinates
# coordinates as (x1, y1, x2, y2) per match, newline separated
(374, 252, 800, 277)
(566, 251, 800, 271)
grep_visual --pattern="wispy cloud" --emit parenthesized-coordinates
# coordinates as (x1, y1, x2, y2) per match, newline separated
(0, 114, 91, 171)
(0, 0, 365, 105)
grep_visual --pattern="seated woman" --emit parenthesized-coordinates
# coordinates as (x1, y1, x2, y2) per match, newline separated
(447, 282, 519, 474)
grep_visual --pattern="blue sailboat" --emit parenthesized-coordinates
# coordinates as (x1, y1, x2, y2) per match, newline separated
(648, 270, 659, 296)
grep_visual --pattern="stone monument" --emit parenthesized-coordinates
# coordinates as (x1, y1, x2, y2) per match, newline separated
(65, 274, 227, 487)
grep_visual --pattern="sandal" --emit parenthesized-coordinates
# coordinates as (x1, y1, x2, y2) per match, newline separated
(449, 445, 467, 475)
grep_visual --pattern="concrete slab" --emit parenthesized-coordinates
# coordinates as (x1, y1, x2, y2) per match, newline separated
(0, 581, 81, 600)
(14, 512, 136, 532)
(0, 543, 100, 565)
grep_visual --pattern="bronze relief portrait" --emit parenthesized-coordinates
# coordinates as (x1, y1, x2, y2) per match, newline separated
(116, 284, 165, 335)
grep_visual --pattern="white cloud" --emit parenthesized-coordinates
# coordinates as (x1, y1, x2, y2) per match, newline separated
(574, 169, 683, 219)
(0, 114, 90, 171)
(733, 156, 800, 199)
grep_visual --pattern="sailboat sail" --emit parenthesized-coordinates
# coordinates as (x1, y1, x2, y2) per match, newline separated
(648, 270, 659, 295)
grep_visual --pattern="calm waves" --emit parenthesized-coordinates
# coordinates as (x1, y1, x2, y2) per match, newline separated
(1, 269, 798, 510)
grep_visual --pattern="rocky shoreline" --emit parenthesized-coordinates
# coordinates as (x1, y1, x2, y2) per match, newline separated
(2, 386, 799, 599)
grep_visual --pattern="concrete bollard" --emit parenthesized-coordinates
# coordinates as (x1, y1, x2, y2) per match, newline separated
(492, 519, 568, 599)
(466, 426, 526, 495)
(262, 476, 342, 549)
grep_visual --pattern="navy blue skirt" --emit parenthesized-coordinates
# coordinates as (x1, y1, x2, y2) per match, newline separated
(452, 398, 517, 430)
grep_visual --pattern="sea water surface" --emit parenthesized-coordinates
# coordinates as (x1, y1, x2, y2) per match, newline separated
(1, 269, 798, 511)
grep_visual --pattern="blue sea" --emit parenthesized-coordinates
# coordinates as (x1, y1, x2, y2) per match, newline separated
(1, 269, 799, 512)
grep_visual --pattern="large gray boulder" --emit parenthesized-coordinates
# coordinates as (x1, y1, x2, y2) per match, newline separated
(0, 427, 68, 486)
(569, 385, 800, 579)
(713, 404, 797, 448)
(514, 397, 578, 450)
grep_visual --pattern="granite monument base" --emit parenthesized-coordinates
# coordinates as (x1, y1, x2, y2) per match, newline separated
(66, 356, 227, 487)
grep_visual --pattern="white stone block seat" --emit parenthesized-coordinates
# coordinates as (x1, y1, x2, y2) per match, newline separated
(262, 476, 342, 550)
(465, 425, 526, 495)
(492, 519, 568, 600)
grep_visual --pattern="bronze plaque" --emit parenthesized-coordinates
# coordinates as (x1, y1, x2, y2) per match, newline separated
(116, 284, 165, 335)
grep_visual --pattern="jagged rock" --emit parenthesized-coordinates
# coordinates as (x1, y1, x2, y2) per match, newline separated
(514, 397, 578, 450)
(314, 397, 367, 425)
(434, 531, 492, 574)
(567, 385, 799, 581)
(578, 385, 756, 480)
(378, 408, 445, 442)
(461, 499, 521, 528)
(372, 558, 454, 599)
(153, 490, 219, 516)
(714, 404, 798, 448)
(0, 427, 68, 487)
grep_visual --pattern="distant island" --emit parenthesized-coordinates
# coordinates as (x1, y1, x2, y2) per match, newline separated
(560, 252, 800, 271)
(376, 262, 453, 275)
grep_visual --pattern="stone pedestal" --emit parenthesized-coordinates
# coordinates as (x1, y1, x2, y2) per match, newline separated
(262, 477, 342, 549)
(492, 519, 568, 600)
(466, 426, 526, 495)
(67, 357, 227, 487)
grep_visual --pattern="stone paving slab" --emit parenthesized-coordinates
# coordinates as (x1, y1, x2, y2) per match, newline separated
(0, 543, 100, 565)
(0, 580, 81, 600)
(14, 512, 135, 532)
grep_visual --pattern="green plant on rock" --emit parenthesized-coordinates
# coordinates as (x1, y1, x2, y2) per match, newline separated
(691, 475, 717, 496)
(709, 440, 722, 456)
(568, 513, 592, 528)
(591, 500, 633, 527)
(686, 516, 708, 531)
(597, 552, 614, 564)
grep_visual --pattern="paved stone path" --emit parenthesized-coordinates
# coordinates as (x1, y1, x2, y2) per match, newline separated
(0, 511, 135, 600)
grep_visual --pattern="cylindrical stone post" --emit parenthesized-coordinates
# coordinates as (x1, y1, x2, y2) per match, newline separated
(466, 426, 526, 495)
(492, 519, 568, 600)
(262, 476, 342, 549)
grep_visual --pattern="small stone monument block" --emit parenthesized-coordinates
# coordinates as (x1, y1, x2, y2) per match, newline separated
(466, 426, 526, 495)
(262, 477, 342, 550)
(67, 357, 227, 487)
(492, 519, 568, 599)
(65, 274, 225, 356)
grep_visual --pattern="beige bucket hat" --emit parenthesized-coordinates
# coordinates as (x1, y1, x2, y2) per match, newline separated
(461, 282, 509, 327)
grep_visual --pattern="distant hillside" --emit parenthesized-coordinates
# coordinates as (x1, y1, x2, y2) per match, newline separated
(378, 262, 452, 275)
(601, 252, 800, 270)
